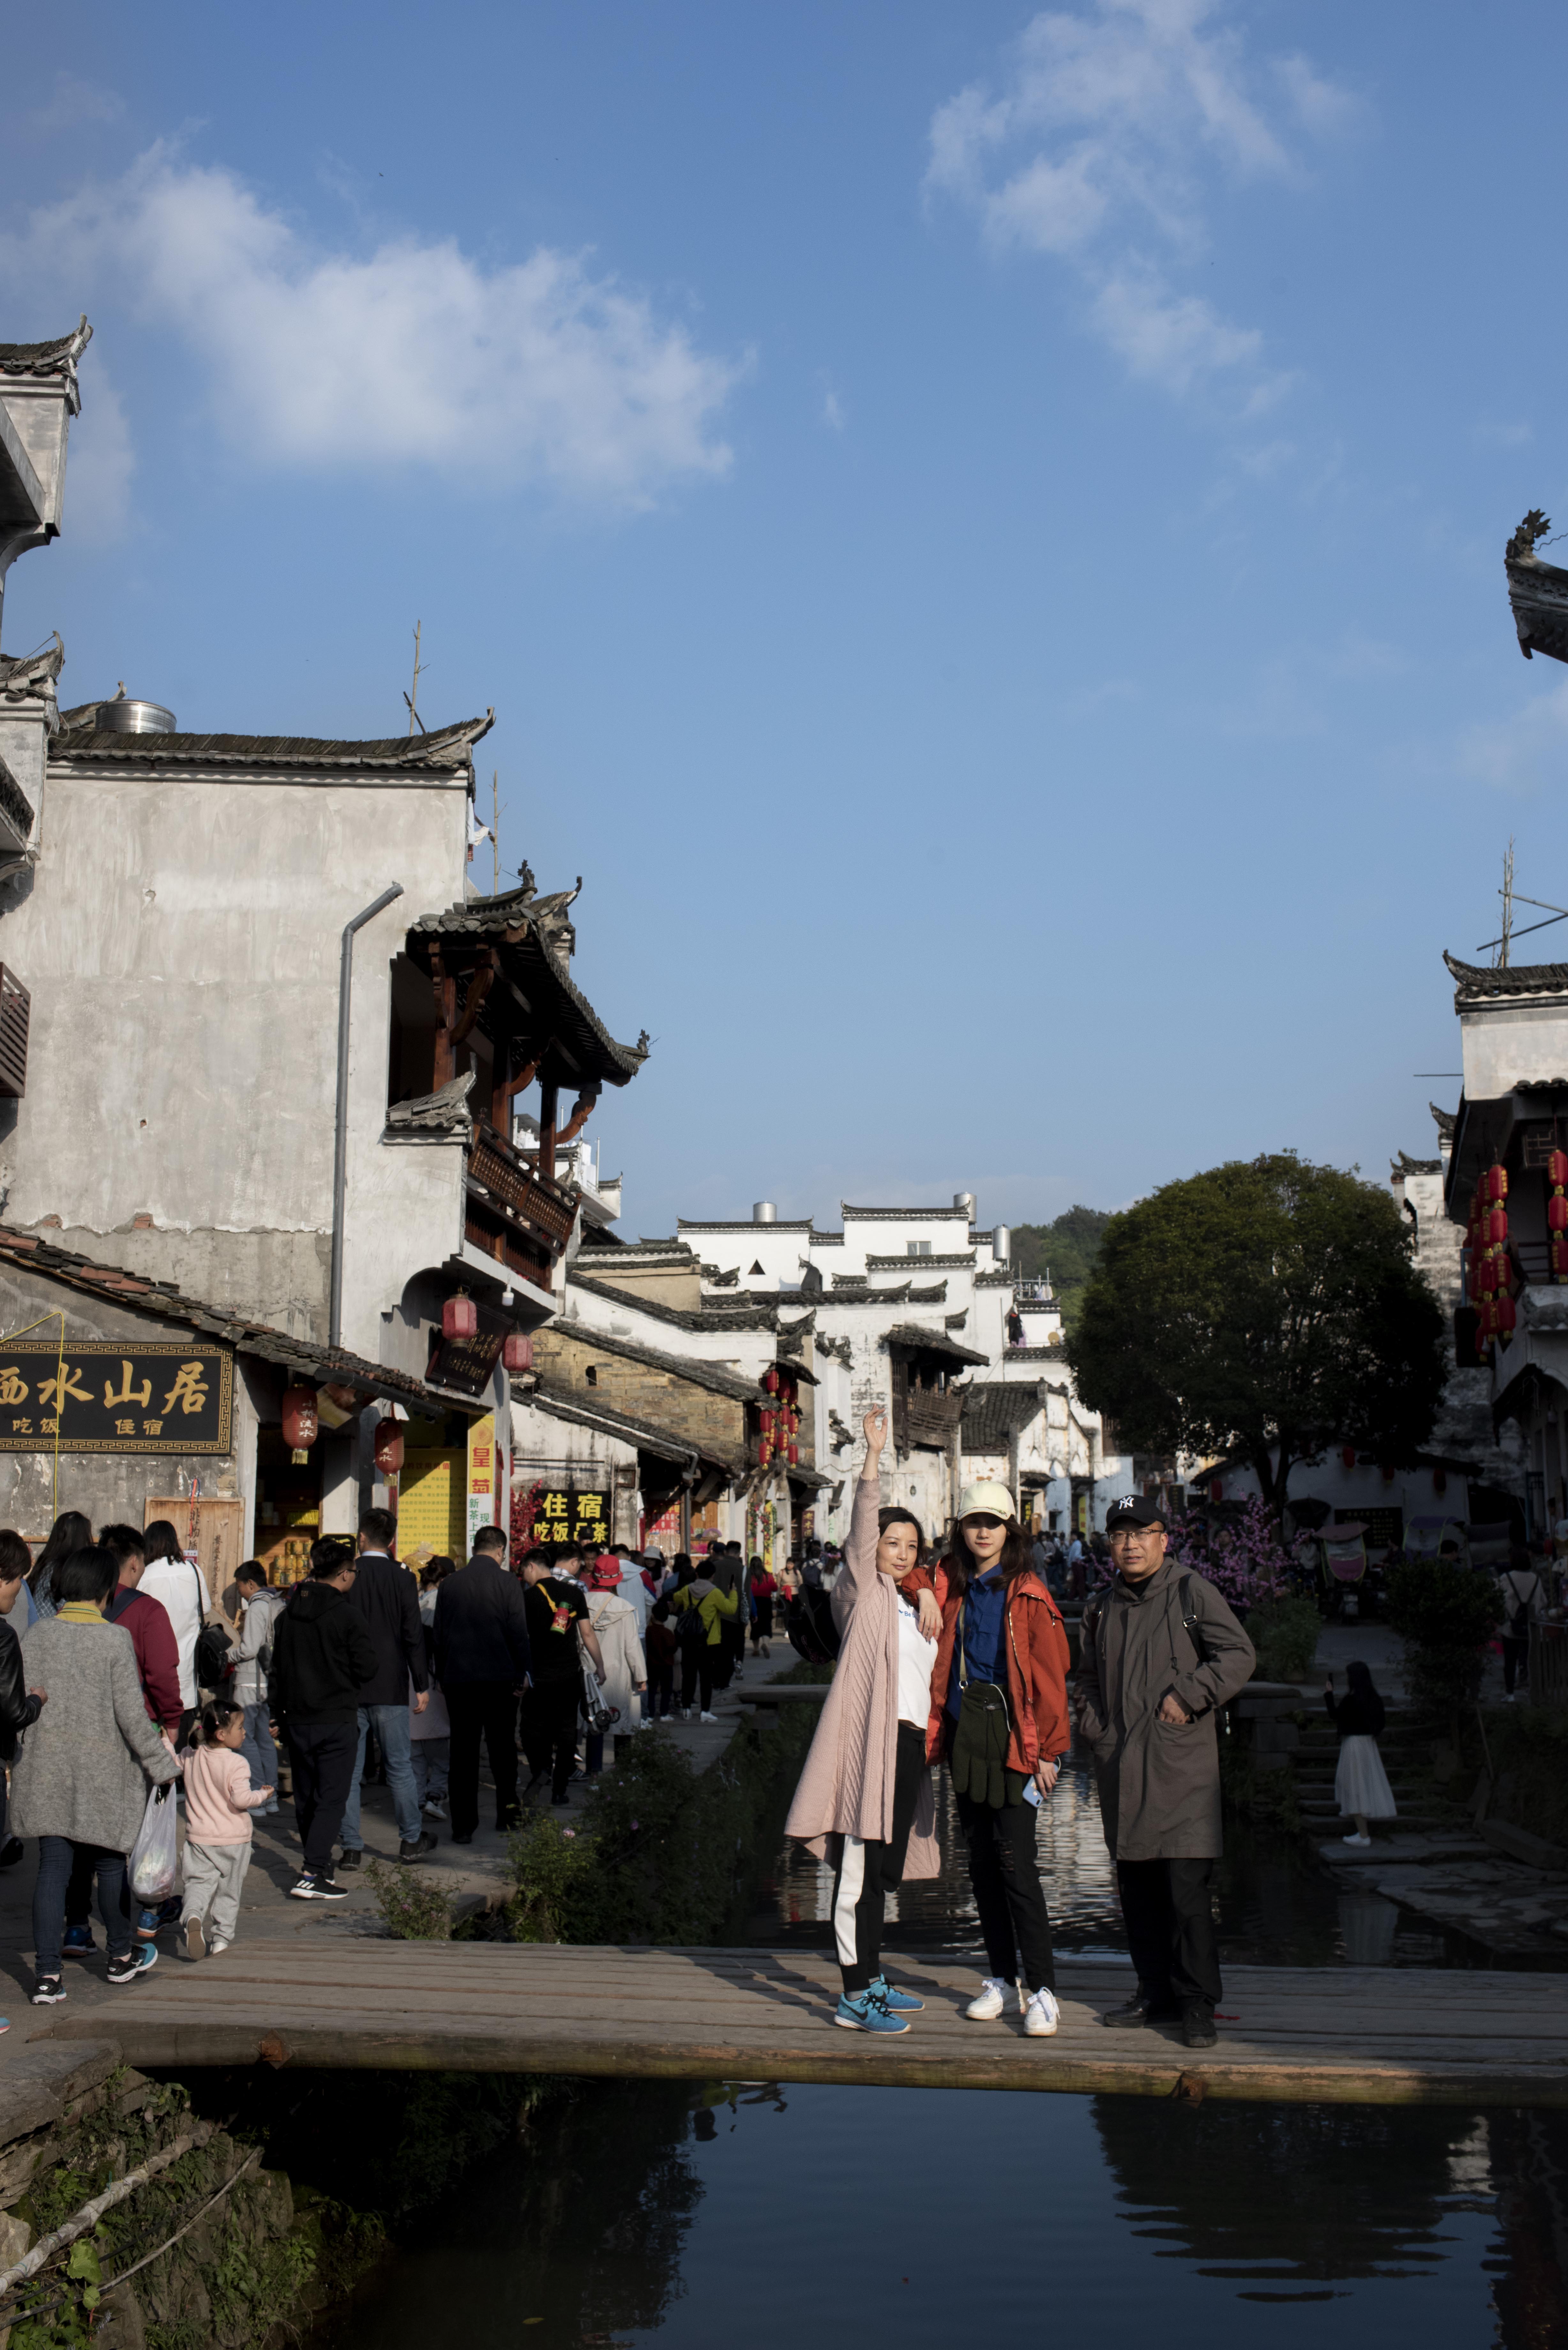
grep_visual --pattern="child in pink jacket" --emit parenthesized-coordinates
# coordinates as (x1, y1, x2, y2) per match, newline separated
(179, 1697, 273, 1960)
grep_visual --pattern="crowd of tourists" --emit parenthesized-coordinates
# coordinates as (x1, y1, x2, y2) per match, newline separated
(0, 1503, 796, 2013)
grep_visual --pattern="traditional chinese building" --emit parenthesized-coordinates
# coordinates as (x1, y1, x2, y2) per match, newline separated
(0, 314, 648, 1561)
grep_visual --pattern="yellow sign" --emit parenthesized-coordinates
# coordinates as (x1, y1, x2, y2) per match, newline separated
(399, 1448, 466, 1560)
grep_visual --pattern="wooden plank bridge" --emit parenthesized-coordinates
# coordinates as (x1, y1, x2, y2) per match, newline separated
(37, 1944, 1568, 2107)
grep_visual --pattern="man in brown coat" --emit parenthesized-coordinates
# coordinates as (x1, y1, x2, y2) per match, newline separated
(1076, 1496, 1254, 2049)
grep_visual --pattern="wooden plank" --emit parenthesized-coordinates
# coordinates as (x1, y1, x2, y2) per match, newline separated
(33, 1945, 1568, 2109)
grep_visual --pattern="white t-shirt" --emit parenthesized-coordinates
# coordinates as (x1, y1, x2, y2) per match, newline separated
(895, 1592, 938, 1729)
(139, 1553, 207, 1709)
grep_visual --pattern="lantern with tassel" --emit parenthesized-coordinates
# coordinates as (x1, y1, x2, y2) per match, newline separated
(502, 1334, 533, 1373)
(787, 1441, 799, 1466)
(373, 1417, 404, 1476)
(281, 1384, 319, 1464)
(1554, 1234, 1568, 1281)
(763, 1367, 780, 1395)
(442, 1293, 478, 1342)
(1496, 1292, 1518, 1336)
(1486, 1163, 1509, 1204)
(1487, 1202, 1510, 1246)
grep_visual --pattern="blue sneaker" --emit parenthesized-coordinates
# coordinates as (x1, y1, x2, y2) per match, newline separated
(869, 1975, 924, 2013)
(107, 1945, 158, 1985)
(62, 1925, 95, 1961)
(834, 1989, 910, 2035)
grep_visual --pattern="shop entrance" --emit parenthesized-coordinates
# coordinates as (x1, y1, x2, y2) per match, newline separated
(254, 1428, 322, 1586)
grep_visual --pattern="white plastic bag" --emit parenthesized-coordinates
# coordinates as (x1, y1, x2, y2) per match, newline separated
(129, 1782, 178, 1905)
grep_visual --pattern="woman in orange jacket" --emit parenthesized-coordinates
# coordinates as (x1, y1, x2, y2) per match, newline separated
(909, 1482, 1071, 2037)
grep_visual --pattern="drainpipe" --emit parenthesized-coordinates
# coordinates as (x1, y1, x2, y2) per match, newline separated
(330, 883, 404, 1349)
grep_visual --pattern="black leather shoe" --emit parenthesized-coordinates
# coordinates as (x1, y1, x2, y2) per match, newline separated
(335, 1849, 363, 1871)
(1102, 1997, 1155, 2028)
(1181, 2007, 1219, 2049)
(451, 1831, 474, 1845)
(397, 1832, 438, 1863)
(495, 1808, 522, 1832)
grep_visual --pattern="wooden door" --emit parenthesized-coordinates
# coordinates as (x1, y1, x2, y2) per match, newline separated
(143, 1496, 246, 1621)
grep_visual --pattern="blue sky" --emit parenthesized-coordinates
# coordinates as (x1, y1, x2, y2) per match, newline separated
(6, 2, 1565, 1239)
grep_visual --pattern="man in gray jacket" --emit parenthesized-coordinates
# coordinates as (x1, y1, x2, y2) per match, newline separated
(1076, 1496, 1255, 2050)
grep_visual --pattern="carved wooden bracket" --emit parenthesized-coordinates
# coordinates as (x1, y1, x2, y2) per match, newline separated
(557, 1085, 601, 1148)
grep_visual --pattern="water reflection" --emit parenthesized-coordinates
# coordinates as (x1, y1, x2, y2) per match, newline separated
(750, 1746, 1473, 1969)
(317, 2080, 1568, 2350)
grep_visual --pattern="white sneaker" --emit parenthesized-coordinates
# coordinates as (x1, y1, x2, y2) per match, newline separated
(1024, 1988, 1060, 2037)
(966, 1977, 1009, 2021)
(208, 1938, 231, 1955)
(423, 1799, 448, 1820)
(699, 1710, 717, 1724)
(1342, 1832, 1372, 1847)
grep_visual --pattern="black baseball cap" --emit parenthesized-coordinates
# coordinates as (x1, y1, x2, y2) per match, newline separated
(1105, 1495, 1167, 1532)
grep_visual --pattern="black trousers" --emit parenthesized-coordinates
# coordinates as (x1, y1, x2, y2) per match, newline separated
(680, 1647, 715, 1713)
(521, 1677, 581, 1801)
(284, 1719, 359, 1877)
(447, 1680, 522, 1834)
(829, 1722, 925, 1995)
(954, 1784, 1057, 1993)
(1503, 1636, 1530, 1696)
(1116, 1857, 1222, 2015)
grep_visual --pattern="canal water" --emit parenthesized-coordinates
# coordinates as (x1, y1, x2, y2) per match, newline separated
(318, 1748, 1568, 2349)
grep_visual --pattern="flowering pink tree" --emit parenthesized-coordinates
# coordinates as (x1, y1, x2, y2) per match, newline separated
(1166, 1498, 1293, 1610)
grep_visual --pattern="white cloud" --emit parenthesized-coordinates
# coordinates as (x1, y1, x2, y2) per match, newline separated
(62, 353, 134, 544)
(11, 148, 745, 508)
(927, 0, 1356, 409)
(1458, 680, 1568, 795)
(821, 387, 846, 432)
(26, 75, 125, 139)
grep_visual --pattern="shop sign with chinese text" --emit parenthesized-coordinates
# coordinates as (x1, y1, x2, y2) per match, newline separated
(0, 1345, 232, 1453)
(533, 1486, 611, 1551)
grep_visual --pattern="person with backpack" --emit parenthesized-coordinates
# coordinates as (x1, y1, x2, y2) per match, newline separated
(1076, 1496, 1255, 2050)
(670, 1562, 738, 1722)
(139, 1521, 209, 1739)
(1497, 1545, 1544, 1700)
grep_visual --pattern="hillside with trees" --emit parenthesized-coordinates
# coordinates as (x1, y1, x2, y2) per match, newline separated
(1007, 1205, 1113, 1334)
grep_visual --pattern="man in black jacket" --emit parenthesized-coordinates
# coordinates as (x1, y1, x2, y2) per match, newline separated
(433, 1526, 535, 1843)
(270, 1538, 379, 1899)
(337, 1508, 433, 1871)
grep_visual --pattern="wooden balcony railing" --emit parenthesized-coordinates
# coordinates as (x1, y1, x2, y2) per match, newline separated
(464, 1123, 579, 1287)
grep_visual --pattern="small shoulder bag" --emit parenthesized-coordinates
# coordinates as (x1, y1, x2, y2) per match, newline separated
(948, 1588, 1013, 1808)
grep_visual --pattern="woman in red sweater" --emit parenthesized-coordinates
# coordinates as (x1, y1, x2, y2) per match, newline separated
(909, 1482, 1070, 2038)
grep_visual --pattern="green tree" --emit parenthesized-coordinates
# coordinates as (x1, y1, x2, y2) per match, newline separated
(1009, 1204, 1113, 1334)
(1067, 1154, 1447, 1515)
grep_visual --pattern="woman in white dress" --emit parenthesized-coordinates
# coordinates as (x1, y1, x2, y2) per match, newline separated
(582, 1557, 647, 1772)
(1325, 1660, 1396, 1847)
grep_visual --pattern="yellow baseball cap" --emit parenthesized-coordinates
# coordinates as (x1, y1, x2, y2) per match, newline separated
(958, 1481, 1015, 1520)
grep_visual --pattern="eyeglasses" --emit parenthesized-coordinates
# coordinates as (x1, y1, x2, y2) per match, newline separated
(1107, 1526, 1160, 1543)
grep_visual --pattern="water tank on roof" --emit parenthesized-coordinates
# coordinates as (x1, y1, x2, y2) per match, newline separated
(753, 1201, 777, 1224)
(97, 687, 176, 735)
(993, 1224, 1011, 1264)
(954, 1191, 975, 1215)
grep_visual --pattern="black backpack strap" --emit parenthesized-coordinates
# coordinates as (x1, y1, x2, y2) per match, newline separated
(1177, 1574, 1212, 1667)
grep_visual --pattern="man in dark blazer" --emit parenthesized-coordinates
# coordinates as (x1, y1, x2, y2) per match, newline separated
(338, 1507, 433, 1869)
(433, 1525, 535, 1843)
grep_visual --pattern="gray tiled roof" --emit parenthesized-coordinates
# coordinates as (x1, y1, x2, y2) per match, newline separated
(52, 713, 492, 769)
(841, 1205, 970, 1221)
(0, 319, 91, 386)
(885, 1322, 989, 1366)
(961, 1382, 1045, 1449)
(523, 1377, 737, 1473)
(1444, 951, 1568, 1002)
(538, 1320, 764, 1404)
(0, 1225, 447, 1411)
(569, 1271, 779, 1334)
(408, 884, 648, 1083)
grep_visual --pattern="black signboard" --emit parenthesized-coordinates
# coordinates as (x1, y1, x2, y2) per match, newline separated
(0, 1344, 233, 1454)
(426, 1301, 509, 1398)
(533, 1486, 611, 1552)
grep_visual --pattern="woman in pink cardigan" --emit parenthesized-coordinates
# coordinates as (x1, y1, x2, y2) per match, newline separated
(784, 1407, 942, 2033)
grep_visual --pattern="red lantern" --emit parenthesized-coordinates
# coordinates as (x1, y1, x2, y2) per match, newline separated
(1341, 1445, 1356, 1470)
(788, 1442, 799, 1466)
(1210, 1479, 1224, 1503)
(1474, 1251, 1497, 1296)
(1487, 1204, 1509, 1246)
(1433, 1467, 1447, 1495)
(1381, 1462, 1395, 1484)
(1551, 1197, 1568, 1235)
(281, 1383, 319, 1462)
(1496, 1292, 1518, 1335)
(1486, 1164, 1509, 1203)
(373, 1417, 404, 1475)
(764, 1367, 780, 1395)
(1554, 1234, 1568, 1279)
(442, 1293, 478, 1341)
(502, 1334, 533, 1373)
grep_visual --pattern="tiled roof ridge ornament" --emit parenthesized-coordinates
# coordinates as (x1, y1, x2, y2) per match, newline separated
(385, 1067, 476, 1135)
(0, 318, 92, 409)
(1431, 1103, 1456, 1140)
(1507, 509, 1552, 564)
(1444, 949, 1568, 998)
(0, 632, 64, 705)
